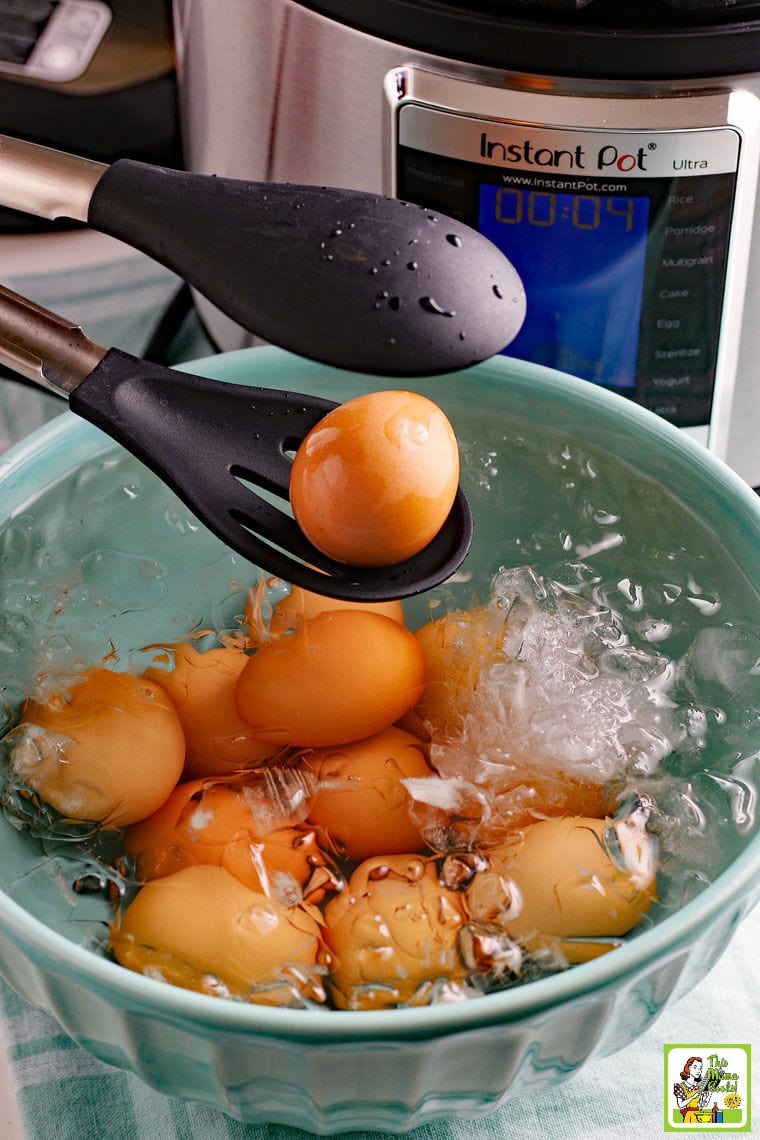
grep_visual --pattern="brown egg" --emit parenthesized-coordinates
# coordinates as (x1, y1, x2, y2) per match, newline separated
(392, 706, 431, 742)
(414, 606, 506, 738)
(300, 726, 434, 861)
(9, 668, 185, 826)
(289, 390, 460, 567)
(323, 855, 468, 1009)
(110, 864, 328, 1005)
(263, 584, 405, 638)
(235, 610, 426, 748)
(493, 778, 610, 831)
(143, 643, 278, 778)
(220, 826, 341, 905)
(465, 815, 657, 964)
(414, 604, 613, 834)
(124, 777, 336, 902)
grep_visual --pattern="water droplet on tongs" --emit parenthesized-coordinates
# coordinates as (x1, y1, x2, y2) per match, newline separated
(419, 297, 456, 318)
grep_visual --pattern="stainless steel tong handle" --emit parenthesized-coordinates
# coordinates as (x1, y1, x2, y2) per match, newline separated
(0, 285, 106, 394)
(0, 134, 106, 221)
(0, 137, 109, 389)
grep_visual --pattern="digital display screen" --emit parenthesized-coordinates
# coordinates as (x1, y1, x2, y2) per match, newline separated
(478, 186, 650, 387)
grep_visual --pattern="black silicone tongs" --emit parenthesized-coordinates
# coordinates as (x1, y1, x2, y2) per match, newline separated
(0, 135, 526, 376)
(0, 284, 474, 602)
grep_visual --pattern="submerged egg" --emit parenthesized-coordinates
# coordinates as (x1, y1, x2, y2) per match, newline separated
(289, 390, 460, 566)
(235, 609, 426, 747)
(124, 777, 333, 901)
(9, 668, 185, 826)
(110, 864, 328, 1005)
(413, 603, 614, 832)
(300, 726, 434, 861)
(220, 826, 340, 905)
(265, 583, 405, 638)
(466, 814, 657, 964)
(323, 854, 468, 1009)
(414, 606, 506, 737)
(143, 642, 278, 778)
(490, 776, 610, 833)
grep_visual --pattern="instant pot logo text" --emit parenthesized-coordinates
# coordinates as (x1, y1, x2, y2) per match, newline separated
(479, 131, 649, 173)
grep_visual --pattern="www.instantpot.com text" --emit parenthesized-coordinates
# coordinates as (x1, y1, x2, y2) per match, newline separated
(500, 173, 630, 193)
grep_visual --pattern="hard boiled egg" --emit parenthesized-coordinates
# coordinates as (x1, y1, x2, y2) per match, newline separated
(289, 390, 460, 566)
(414, 605, 612, 831)
(265, 583, 405, 638)
(413, 606, 506, 738)
(465, 814, 657, 964)
(143, 642, 278, 778)
(235, 609, 425, 748)
(300, 726, 434, 861)
(323, 854, 467, 1009)
(9, 668, 185, 827)
(124, 776, 335, 903)
(110, 864, 328, 1005)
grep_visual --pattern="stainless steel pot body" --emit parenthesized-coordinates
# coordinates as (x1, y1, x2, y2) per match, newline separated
(172, 0, 760, 486)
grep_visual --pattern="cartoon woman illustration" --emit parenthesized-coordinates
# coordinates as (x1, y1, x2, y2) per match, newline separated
(673, 1056, 712, 1122)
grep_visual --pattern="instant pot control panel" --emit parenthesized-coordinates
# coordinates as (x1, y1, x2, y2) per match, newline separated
(389, 72, 760, 455)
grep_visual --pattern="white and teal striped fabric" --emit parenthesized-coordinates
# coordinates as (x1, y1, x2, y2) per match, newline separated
(1, 904, 758, 1140)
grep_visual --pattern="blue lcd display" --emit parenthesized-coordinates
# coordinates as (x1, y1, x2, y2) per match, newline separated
(478, 186, 650, 387)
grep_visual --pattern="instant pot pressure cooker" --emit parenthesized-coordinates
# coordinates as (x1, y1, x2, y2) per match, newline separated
(172, 0, 760, 487)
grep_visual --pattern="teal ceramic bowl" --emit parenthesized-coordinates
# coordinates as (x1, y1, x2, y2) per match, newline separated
(1, 346, 759, 1133)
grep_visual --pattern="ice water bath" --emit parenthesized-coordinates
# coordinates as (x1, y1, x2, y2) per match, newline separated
(0, 353, 758, 1007)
